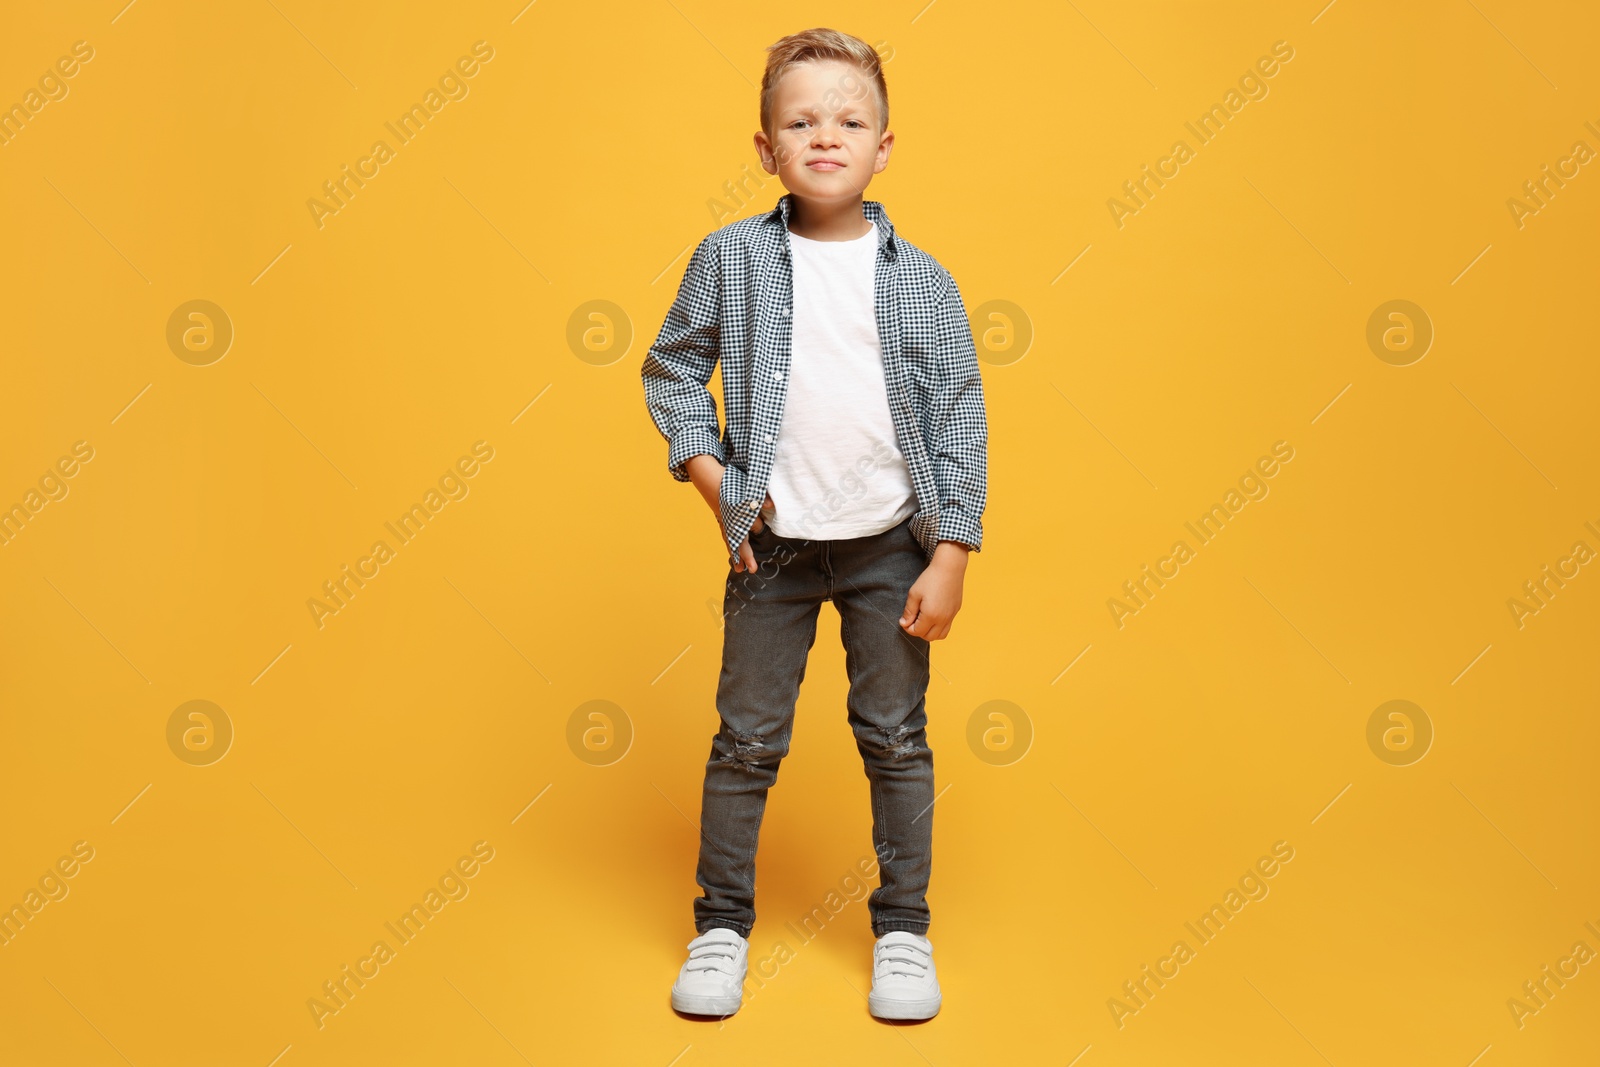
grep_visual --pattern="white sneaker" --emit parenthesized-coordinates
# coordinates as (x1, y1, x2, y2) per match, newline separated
(670, 927, 748, 1016)
(869, 931, 941, 1020)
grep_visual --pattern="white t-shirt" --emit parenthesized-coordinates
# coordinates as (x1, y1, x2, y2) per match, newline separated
(762, 224, 918, 540)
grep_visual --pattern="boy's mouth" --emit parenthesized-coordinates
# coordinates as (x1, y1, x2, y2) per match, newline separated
(807, 160, 845, 170)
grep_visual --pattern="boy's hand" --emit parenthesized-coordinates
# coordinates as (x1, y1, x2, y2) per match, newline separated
(900, 543, 969, 641)
(685, 455, 771, 573)
(731, 494, 774, 573)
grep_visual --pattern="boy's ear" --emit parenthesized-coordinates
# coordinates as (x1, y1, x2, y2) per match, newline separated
(873, 129, 895, 173)
(753, 130, 779, 175)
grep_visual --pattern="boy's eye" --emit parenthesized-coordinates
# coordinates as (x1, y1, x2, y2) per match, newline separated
(790, 119, 864, 130)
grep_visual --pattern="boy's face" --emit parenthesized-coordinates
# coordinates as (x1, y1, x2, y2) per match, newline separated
(755, 59, 892, 208)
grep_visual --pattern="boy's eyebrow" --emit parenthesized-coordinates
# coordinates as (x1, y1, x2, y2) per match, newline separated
(782, 102, 865, 117)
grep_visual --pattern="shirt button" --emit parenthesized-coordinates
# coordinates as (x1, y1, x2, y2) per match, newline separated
(762, 434, 773, 443)
(781, 307, 791, 317)
(771, 371, 783, 381)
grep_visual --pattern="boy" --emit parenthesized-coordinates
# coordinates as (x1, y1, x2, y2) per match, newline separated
(641, 27, 988, 1021)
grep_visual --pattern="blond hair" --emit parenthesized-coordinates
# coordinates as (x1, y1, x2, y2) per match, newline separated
(760, 28, 888, 138)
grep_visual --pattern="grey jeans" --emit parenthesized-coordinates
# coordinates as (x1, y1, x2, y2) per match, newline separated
(693, 511, 935, 939)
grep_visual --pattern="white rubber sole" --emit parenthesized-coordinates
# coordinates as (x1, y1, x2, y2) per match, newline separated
(671, 987, 742, 1016)
(869, 992, 942, 1020)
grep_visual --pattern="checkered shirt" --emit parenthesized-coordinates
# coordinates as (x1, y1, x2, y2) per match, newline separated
(642, 192, 988, 565)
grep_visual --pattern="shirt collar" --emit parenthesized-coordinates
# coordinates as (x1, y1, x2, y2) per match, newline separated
(771, 192, 897, 258)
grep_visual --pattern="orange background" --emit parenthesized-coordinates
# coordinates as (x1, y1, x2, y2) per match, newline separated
(1, 2, 1596, 1064)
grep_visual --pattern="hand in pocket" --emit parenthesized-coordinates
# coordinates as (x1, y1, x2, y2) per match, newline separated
(733, 492, 776, 574)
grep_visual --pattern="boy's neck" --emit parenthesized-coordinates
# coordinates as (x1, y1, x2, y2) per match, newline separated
(786, 195, 874, 242)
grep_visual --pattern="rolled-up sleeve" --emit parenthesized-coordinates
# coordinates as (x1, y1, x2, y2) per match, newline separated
(931, 271, 989, 552)
(642, 234, 725, 482)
